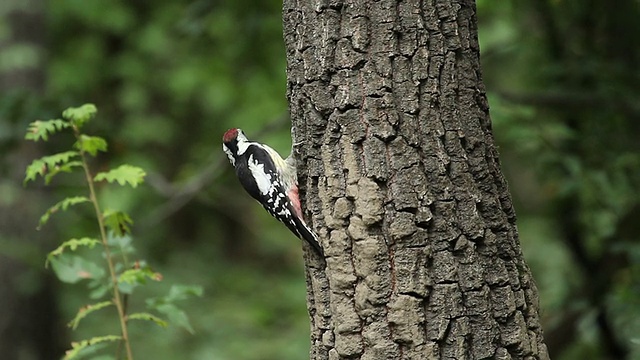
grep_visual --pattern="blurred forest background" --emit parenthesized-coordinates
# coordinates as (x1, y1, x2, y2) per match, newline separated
(0, 0, 639, 359)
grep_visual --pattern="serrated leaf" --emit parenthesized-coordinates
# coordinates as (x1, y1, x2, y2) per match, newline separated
(46, 237, 101, 267)
(76, 347, 111, 360)
(68, 301, 113, 330)
(62, 104, 97, 128)
(128, 312, 168, 328)
(43, 151, 79, 165)
(63, 335, 122, 360)
(43, 161, 83, 185)
(75, 134, 107, 157)
(24, 151, 80, 185)
(118, 267, 162, 286)
(103, 210, 133, 237)
(25, 119, 70, 141)
(39, 196, 90, 229)
(49, 254, 105, 283)
(118, 265, 162, 295)
(94, 165, 146, 188)
(24, 158, 46, 184)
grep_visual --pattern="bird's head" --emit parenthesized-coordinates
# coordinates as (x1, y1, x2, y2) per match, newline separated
(222, 128, 248, 165)
(222, 128, 239, 144)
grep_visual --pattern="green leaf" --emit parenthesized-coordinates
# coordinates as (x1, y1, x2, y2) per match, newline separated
(128, 312, 168, 328)
(166, 284, 204, 302)
(106, 233, 135, 257)
(103, 210, 133, 237)
(118, 262, 162, 294)
(24, 151, 80, 185)
(68, 301, 113, 330)
(94, 165, 146, 188)
(43, 151, 79, 165)
(39, 196, 90, 229)
(46, 237, 101, 267)
(118, 266, 162, 286)
(118, 265, 162, 295)
(43, 160, 83, 185)
(25, 119, 70, 141)
(49, 254, 105, 283)
(89, 282, 111, 300)
(75, 134, 108, 156)
(63, 335, 122, 360)
(62, 104, 97, 128)
(24, 158, 46, 184)
(146, 285, 203, 333)
(146, 285, 203, 306)
(155, 303, 196, 334)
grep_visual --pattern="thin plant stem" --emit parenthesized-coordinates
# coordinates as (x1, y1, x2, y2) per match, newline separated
(74, 127, 134, 360)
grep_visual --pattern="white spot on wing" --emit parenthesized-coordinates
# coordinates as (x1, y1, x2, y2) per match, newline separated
(247, 154, 272, 195)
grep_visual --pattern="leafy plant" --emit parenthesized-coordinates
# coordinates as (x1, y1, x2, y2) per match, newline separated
(24, 104, 202, 360)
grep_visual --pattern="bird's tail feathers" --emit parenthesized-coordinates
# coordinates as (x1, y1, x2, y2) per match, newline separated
(294, 217, 324, 257)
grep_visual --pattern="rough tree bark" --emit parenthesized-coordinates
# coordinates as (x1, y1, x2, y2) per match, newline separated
(283, 0, 550, 359)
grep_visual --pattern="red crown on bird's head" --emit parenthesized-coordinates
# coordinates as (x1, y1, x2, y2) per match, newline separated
(222, 128, 239, 143)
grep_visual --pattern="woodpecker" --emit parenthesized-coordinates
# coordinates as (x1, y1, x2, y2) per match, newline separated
(222, 128, 324, 256)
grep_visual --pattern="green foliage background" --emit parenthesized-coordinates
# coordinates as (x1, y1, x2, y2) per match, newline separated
(0, 0, 638, 359)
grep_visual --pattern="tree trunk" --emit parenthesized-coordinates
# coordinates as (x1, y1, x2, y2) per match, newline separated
(283, 0, 549, 359)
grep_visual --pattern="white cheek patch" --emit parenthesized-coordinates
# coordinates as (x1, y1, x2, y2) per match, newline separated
(223, 144, 235, 166)
(247, 154, 272, 195)
(237, 141, 250, 156)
